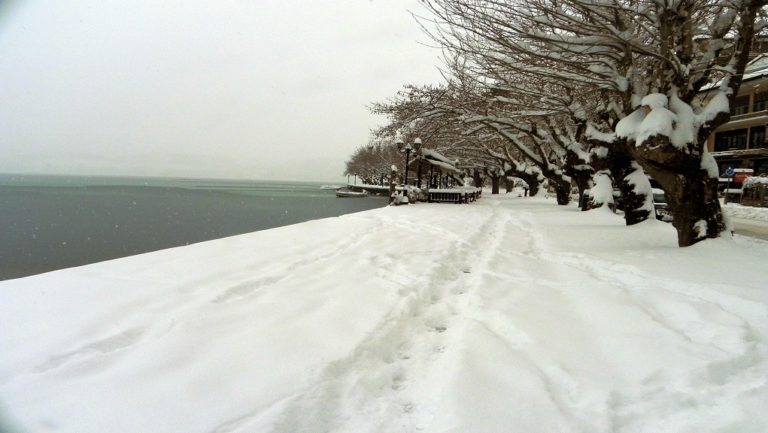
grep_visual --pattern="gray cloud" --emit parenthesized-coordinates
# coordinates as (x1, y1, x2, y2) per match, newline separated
(0, 0, 442, 181)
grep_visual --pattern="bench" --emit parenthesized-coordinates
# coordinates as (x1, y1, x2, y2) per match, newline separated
(427, 188, 482, 203)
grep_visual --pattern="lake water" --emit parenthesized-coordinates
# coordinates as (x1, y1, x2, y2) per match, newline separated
(0, 174, 385, 281)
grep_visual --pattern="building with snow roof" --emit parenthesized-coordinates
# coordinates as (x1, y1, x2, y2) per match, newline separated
(704, 54, 768, 177)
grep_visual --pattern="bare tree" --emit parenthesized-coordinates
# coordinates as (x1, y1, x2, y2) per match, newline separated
(420, 0, 767, 246)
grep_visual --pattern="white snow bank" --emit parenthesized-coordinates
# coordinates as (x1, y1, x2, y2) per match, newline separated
(724, 202, 768, 222)
(1, 196, 767, 433)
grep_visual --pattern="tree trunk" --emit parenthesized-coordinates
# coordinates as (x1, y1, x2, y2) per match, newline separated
(527, 179, 539, 197)
(388, 168, 398, 205)
(473, 168, 484, 188)
(572, 169, 591, 210)
(609, 146, 651, 226)
(504, 177, 513, 193)
(669, 173, 723, 246)
(551, 179, 571, 205)
(490, 175, 500, 194)
(629, 137, 724, 246)
(589, 141, 651, 225)
(505, 169, 540, 197)
(652, 168, 724, 246)
(555, 183, 570, 205)
(564, 148, 594, 210)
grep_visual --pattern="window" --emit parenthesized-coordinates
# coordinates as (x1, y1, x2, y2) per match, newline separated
(733, 95, 750, 115)
(755, 159, 768, 175)
(753, 39, 768, 53)
(754, 91, 768, 112)
(750, 126, 767, 148)
(714, 129, 748, 151)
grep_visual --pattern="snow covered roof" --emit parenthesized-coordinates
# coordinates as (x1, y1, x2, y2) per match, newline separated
(702, 54, 768, 91)
(421, 149, 456, 165)
(711, 148, 768, 158)
(415, 149, 461, 174)
(745, 54, 768, 74)
(744, 175, 768, 188)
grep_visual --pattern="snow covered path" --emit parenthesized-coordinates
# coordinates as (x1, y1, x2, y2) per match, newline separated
(1, 195, 766, 433)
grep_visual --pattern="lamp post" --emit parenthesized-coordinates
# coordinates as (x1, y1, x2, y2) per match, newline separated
(414, 137, 423, 188)
(396, 137, 413, 187)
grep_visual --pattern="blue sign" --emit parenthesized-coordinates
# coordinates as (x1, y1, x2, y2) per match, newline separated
(725, 167, 735, 177)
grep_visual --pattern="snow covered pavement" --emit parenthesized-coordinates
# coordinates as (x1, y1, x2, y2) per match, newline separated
(723, 203, 768, 240)
(1, 195, 766, 433)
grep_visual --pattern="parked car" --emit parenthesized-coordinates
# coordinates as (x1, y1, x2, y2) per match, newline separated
(652, 188, 673, 222)
(741, 175, 768, 207)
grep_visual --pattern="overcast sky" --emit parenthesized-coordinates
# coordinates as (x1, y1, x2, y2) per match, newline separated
(0, 0, 444, 182)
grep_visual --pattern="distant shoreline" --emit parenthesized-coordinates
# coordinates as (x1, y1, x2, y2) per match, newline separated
(0, 172, 344, 186)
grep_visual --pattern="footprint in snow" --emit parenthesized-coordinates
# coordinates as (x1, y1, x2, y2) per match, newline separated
(391, 372, 407, 391)
(428, 325, 448, 333)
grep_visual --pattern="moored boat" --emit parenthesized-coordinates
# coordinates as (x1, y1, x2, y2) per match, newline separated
(335, 188, 369, 198)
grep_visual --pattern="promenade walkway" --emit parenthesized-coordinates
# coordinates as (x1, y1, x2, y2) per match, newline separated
(1, 195, 766, 433)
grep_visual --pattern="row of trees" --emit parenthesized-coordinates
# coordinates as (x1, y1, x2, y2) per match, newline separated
(345, 0, 767, 247)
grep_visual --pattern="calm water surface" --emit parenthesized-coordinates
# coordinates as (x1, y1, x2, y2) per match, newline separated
(0, 175, 383, 280)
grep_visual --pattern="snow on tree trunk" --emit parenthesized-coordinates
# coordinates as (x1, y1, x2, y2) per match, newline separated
(588, 170, 614, 209)
(589, 141, 651, 225)
(610, 149, 652, 226)
(629, 135, 724, 247)
(662, 170, 723, 247)
(621, 162, 654, 226)
(618, 93, 727, 245)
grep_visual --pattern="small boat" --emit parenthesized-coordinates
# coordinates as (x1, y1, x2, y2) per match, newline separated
(335, 188, 369, 198)
(320, 184, 342, 190)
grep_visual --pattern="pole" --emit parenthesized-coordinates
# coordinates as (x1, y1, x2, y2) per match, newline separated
(416, 157, 422, 189)
(403, 148, 411, 187)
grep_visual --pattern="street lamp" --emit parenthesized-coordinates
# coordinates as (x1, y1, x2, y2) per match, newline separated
(396, 137, 413, 187)
(414, 138, 423, 188)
